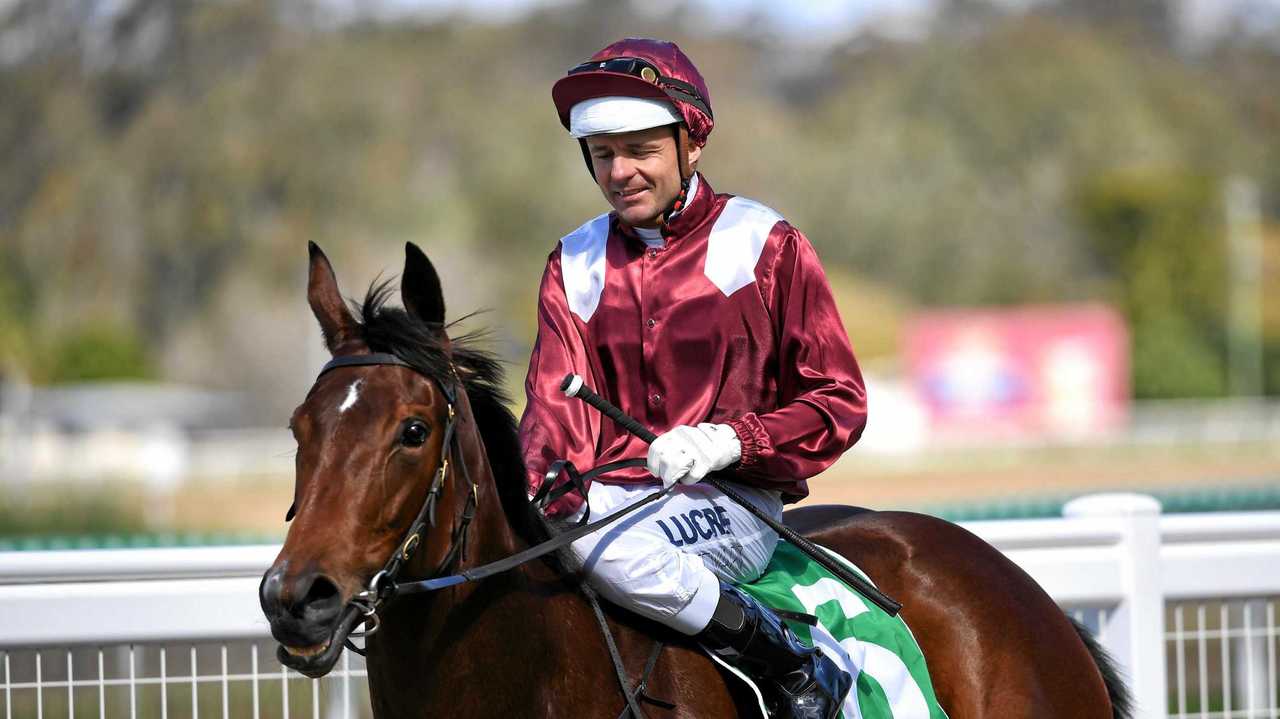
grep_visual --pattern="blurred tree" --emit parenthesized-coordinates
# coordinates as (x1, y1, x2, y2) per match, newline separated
(1048, 0, 1176, 47)
(0, 0, 1277, 408)
(1075, 168, 1227, 398)
(46, 323, 153, 382)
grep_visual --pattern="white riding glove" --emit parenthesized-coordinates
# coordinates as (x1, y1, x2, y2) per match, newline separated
(646, 423, 742, 488)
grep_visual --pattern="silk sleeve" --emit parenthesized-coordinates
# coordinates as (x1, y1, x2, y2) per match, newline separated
(725, 226, 867, 484)
(517, 250, 600, 517)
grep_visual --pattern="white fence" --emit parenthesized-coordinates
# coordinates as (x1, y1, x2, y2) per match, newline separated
(1, 493, 1278, 718)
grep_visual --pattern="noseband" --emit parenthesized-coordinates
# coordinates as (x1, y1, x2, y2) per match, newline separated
(309, 352, 477, 649)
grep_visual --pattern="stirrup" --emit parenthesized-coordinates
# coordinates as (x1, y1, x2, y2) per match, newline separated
(698, 583, 851, 719)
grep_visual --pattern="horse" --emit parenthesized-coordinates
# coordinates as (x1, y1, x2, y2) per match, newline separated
(260, 241, 1132, 718)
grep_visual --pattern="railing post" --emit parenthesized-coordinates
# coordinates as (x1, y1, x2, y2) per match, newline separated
(1063, 493, 1167, 719)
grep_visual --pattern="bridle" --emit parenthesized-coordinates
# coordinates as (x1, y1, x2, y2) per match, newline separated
(306, 352, 476, 650)
(294, 351, 681, 716)
(297, 352, 673, 662)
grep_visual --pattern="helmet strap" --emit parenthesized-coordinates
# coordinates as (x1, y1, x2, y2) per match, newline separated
(675, 124, 693, 181)
(578, 138, 595, 179)
(661, 125, 692, 227)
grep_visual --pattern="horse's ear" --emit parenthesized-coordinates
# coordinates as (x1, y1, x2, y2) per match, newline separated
(307, 242, 361, 354)
(402, 242, 446, 327)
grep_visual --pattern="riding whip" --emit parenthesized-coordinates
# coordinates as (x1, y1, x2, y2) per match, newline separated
(560, 373, 903, 617)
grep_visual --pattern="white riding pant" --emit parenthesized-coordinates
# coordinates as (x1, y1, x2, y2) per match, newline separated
(565, 481, 783, 636)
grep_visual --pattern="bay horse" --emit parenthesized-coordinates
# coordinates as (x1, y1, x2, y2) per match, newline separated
(260, 242, 1132, 718)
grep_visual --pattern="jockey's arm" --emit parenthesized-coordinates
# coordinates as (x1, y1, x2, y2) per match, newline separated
(517, 250, 597, 517)
(722, 226, 867, 486)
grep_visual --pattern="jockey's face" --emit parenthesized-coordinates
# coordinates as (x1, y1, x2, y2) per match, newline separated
(585, 125, 701, 229)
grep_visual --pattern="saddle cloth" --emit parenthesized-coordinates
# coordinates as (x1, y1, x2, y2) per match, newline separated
(713, 542, 949, 719)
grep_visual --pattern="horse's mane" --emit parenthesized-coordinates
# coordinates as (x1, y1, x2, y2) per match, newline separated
(353, 280, 540, 543)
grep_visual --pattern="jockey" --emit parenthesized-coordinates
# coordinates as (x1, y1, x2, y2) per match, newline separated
(518, 38, 867, 719)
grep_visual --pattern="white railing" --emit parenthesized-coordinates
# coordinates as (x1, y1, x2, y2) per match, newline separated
(1, 494, 1278, 718)
(966, 494, 1280, 719)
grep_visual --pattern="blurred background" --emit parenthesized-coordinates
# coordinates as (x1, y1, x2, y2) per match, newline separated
(1, 0, 1278, 549)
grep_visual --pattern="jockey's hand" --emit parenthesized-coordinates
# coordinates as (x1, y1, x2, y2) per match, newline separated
(647, 423, 742, 488)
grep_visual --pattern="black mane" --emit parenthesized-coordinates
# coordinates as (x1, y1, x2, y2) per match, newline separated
(354, 280, 538, 542)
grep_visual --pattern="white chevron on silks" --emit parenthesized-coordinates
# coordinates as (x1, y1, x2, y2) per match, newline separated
(559, 213, 611, 322)
(704, 197, 783, 297)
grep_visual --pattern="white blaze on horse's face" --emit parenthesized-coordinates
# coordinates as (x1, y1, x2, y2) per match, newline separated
(338, 379, 362, 414)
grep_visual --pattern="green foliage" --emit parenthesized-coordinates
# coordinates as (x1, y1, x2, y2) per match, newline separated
(1074, 168, 1227, 398)
(44, 324, 153, 382)
(1266, 340, 1280, 396)
(1130, 314, 1226, 398)
(0, 0, 1277, 404)
(0, 483, 148, 538)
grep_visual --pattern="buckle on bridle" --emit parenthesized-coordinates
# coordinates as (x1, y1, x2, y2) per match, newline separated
(400, 533, 421, 561)
(348, 569, 393, 639)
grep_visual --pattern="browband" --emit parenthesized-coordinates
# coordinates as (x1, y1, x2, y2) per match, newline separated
(317, 352, 456, 405)
(318, 353, 414, 375)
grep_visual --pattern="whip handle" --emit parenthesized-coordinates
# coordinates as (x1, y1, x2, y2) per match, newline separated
(560, 374, 658, 443)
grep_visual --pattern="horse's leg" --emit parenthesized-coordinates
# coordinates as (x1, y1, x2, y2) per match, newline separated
(786, 507, 1114, 718)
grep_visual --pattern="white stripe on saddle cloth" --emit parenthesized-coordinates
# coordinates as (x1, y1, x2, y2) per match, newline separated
(705, 548, 941, 719)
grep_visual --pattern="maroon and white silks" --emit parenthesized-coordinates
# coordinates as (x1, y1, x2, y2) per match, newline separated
(518, 173, 868, 518)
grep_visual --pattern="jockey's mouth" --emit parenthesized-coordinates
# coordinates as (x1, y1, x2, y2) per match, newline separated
(614, 186, 649, 199)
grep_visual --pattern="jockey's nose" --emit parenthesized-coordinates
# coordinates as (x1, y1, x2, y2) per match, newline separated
(606, 155, 636, 186)
(260, 565, 343, 636)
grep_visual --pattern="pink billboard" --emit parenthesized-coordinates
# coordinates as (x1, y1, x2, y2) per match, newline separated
(904, 304, 1129, 442)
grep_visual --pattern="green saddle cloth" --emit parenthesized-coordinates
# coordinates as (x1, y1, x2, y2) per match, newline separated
(736, 542, 949, 719)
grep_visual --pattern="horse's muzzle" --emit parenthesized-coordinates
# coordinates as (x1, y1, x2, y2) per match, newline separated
(260, 564, 347, 664)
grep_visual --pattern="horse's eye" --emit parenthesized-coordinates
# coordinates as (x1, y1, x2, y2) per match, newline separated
(401, 420, 429, 447)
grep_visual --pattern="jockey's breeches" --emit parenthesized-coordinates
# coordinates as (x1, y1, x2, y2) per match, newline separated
(565, 481, 783, 635)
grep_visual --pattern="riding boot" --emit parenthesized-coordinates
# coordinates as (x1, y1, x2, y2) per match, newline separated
(697, 582, 852, 719)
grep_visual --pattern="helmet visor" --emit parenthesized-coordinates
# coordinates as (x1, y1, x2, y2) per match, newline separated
(565, 56, 712, 119)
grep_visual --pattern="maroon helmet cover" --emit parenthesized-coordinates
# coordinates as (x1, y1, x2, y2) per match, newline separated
(552, 38, 714, 146)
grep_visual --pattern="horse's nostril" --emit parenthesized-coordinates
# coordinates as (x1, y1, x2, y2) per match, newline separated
(306, 575, 339, 604)
(299, 575, 342, 622)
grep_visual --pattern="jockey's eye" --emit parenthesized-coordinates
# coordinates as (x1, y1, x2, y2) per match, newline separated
(400, 419, 430, 448)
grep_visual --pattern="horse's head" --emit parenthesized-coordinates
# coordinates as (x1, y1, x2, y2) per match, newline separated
(261, 241, 467, 677)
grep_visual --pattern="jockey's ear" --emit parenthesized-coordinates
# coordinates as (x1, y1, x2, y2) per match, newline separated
(306, 242, 362, 355)
(402, 242, 447, 329)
